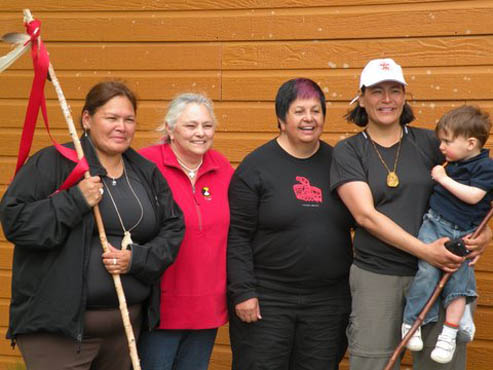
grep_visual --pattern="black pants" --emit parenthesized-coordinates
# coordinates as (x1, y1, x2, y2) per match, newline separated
(229, 284, 350, 370)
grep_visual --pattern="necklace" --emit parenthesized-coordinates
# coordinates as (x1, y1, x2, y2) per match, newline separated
(106, 160, 123, 186)
(86, 135, 121, 186)
(367, 129, 403, 188)
(175, 155, 203, 179)
(102, 160, 144, 250)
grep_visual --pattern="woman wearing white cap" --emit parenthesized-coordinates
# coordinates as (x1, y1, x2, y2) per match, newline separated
(330, 58, 491, 369)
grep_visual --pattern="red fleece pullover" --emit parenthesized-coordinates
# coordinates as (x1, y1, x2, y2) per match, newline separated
(140, 143, 233, 329)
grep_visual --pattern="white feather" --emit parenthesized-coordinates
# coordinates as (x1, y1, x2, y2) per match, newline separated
(0, 32, 31, 73)
(2, 32, 30, 45)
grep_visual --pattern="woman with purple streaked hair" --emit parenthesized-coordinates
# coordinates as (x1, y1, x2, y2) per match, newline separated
(227, 78, 354, 370)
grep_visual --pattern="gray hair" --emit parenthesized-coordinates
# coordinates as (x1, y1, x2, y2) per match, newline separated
(157, 93, 216, 140)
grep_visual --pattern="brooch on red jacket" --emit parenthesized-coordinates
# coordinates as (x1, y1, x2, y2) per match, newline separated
(201, 186, 212, 200)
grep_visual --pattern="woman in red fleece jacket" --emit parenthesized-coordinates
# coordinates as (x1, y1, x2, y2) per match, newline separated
(138, 93, 233, 370)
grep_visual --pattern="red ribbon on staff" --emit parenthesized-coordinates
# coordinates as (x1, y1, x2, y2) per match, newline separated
(14, 19, 88, 191)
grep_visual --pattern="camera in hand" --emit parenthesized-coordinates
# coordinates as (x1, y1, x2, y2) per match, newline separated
(445, 238, 470, 257)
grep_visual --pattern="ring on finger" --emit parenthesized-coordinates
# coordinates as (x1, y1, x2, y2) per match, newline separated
(99, 188, 104, 195)
(112, 258, 117, 265)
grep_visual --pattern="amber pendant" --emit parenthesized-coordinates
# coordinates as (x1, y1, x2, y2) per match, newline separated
(387, 172, 399, 188)
(122, 231, 133, 250)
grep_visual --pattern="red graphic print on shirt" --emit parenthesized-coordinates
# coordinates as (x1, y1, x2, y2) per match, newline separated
(293, 176, 322, 203)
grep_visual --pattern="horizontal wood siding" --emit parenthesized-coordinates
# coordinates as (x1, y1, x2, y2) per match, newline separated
(0, 1, 492, 369)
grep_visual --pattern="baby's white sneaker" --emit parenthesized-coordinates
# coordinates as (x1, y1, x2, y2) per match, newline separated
(431, 333, 456, 364)
(401, 323, 423, 351)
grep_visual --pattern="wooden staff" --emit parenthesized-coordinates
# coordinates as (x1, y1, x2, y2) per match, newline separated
(21, 9, 141, 369)
(384, 202, 493, 370)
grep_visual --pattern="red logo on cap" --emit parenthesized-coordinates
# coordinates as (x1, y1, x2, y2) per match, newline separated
(380, 62, 390, 71)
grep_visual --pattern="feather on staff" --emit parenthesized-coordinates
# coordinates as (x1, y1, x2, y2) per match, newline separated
(0, 33, 30, 73)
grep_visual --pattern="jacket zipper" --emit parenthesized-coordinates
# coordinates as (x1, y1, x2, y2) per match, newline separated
(148, 190, 161, 331)
(192, 184, 203, 231)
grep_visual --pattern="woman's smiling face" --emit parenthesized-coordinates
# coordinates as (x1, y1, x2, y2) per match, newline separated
(279, 97, 325, 146)
(359, 81, 406, 127)
(82, 95, 136, 157)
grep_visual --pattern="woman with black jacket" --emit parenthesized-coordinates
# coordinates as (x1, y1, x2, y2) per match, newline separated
(0, 81, 185, 370)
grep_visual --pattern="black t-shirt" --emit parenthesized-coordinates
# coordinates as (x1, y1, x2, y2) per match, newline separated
(86, 163, 156, 308)
(227, 139, 354, 305)
(330, 126, 443, 276)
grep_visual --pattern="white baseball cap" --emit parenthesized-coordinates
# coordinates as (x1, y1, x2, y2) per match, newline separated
(359, 58, 407, 88)
(350, 58, 407, 104)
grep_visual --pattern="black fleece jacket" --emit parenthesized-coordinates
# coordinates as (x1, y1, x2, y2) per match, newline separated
(0, 136, 184, 342)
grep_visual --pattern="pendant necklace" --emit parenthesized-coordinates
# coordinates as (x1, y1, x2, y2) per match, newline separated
(175, 155, 203, 179)
(366, 129, 403, 188)
(86, 135, 119, 186)
(105, 161, 121, 186)
(102, 159, 144, 250)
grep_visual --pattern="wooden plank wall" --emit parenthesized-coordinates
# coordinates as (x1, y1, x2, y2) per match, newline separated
(1, 1, 493, 369)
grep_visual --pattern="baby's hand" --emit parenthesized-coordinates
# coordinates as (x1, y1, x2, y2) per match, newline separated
(431, 165, 447, 182)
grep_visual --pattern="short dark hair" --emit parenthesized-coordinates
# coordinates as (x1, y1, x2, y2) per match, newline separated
(436, 105, 491, 147)
(80, 81, 137, 128)
(275, 78, 326, 128)
(345, 86, 415, 127)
